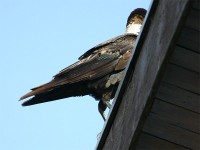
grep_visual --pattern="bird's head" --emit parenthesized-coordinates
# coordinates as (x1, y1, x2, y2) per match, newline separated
(126, 8, 147, 35)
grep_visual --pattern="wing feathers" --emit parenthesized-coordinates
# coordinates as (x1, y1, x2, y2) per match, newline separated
(20, 34, 136, 103)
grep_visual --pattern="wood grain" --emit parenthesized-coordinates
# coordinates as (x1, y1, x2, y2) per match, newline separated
(143, 113, 200, 150)
(96, 1, 200, 150)
(156, 82, 200, 113)
(177, 27, 200, 53)
(170, 46, 200, 72)
(163, 64, 200, 94)
(97, 0, 191, 149)
(151, 99, 200, 134)
(185, 8, 200, 31)
(136, 133, 190, 150)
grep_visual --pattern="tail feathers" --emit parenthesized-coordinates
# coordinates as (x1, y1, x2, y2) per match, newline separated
(20, 81, 59, 100)
(21, 82, 90, 106)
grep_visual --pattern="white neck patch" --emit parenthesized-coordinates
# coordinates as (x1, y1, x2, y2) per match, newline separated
(126, 23, 142, 35)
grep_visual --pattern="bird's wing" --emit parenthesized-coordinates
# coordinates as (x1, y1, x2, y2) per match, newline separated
(54, 33, 136, 77)
(20, 33, 136, 100)
(79, 33, 135, 59)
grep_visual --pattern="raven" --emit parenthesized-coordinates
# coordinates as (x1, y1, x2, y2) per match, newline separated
(20, 8, 147, 120)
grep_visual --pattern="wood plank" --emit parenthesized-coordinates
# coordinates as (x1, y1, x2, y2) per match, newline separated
(151, 99, 200, 134)
(143, 113, 200, 150)
(185, 8, 200, 31)
(135, 133, 190, 150)
(192, 0, 200, 10)
(163, 64, 200, 94)
(170, 46, 200, 72)
(156, 82, 200, 113)
(177, 26, 200, 53)
(97, 1, 191, 149)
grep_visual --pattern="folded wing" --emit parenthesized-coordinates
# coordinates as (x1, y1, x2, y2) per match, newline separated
(20, 33, 136, 105)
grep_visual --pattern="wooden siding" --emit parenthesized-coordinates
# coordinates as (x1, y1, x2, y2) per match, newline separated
(135, 0, 200, 149)
(96, 0, 200, 149)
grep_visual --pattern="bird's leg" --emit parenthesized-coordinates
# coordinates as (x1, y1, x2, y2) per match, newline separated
(102, 99, 111, 109)
(98, 100, 107, 121)
(98, 90, 113, 121)
(102, 91, 112, 109)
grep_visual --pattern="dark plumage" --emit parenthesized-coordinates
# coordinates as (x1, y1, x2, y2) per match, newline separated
(20, 8, 147, 120)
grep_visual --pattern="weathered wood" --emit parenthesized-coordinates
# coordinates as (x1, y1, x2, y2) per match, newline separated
(96, 1, 160, 149)
(97, 1, 191, 149)
(170, 46, 200, 72)
(192, 0, 200, 10)
(156, 82, 200, 113)
(185, 8, 200, 31)
(177, 27, 200, 53)
(143, 113, 200, 150)
(151, 99, 200, 134)
(163, 64, 200, 94)
(135, 133, 190, 150)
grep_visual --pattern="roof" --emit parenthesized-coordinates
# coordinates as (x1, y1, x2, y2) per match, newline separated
(96, 0, 200, 149)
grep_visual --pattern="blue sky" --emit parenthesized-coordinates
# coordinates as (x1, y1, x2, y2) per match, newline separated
(0, 0, 151, 149)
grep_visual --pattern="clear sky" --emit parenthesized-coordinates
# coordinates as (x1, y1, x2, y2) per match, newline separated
(0, 0, 151, 150)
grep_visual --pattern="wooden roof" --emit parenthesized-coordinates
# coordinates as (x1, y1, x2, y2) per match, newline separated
(96, 0, 200, 149)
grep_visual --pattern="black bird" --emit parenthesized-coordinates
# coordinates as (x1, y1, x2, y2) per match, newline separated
(20, 8, 147, 120)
